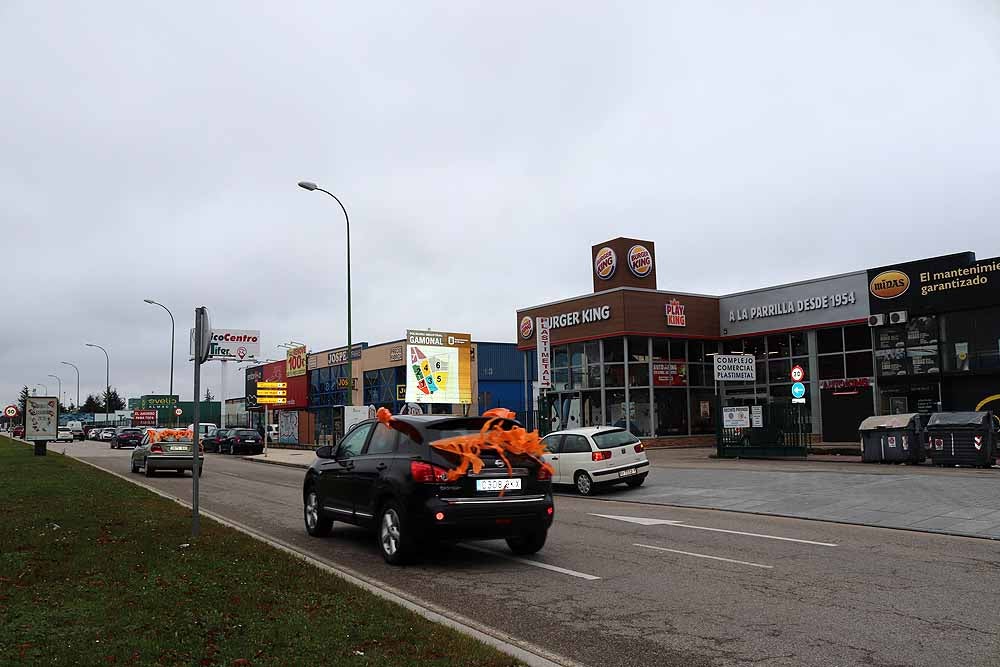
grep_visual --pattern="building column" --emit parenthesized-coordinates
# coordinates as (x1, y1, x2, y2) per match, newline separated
(807, 330, 822, 437)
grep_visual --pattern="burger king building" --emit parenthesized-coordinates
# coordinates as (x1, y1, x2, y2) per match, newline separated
(517, 239, 1000, 445)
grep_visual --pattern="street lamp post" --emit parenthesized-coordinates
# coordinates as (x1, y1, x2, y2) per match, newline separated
(47, 375, 61, 406)
(34, 383, 48, 395)
(86, 343, 110, 425)
(61, 361, 80, 407)
(298, 181, 353, 405)
(143, 299, 175, 402)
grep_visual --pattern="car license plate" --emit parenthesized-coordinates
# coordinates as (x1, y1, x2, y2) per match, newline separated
(618, 468, 637, 478)
(170, 446, 188, 451)
(476, 478, 522, 492)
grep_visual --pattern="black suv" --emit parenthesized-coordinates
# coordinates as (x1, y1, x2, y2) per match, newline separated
(302, 414, 554, 565)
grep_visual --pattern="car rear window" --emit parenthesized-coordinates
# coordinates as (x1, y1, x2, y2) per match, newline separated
(235, 430, 257, 437)
(424, 417, 518, 442)
(121, 429, 141, 435)
(592, 429, 641, 449)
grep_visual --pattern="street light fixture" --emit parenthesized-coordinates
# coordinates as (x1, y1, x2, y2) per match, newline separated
(34, 383, 48, 395)
(144, 299, 175, 402)
(61, 361, 80, 407)
(47, 375, 61, 406)
(86, 343, 111, 425)
(298, 180, 353, 405)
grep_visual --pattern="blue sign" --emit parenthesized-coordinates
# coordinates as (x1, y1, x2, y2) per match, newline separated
(791, 382, 806, 399)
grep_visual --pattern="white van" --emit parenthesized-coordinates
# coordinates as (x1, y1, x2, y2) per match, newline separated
(67, 420, 84, 440)
(188, 423, 218, 437)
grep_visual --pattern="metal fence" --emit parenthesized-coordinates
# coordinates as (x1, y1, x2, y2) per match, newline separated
(716, 399, 809, 458)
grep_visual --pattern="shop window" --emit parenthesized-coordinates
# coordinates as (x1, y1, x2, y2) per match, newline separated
(818, 354, 845, 380)
(791, 331, 808, 357)
(652, 338, 670, 361)
(672, 339, 687, 361)
(743, 337, 765, 357)
(581, 391, 603, 427)
(817, 328, 844, 354)
(570, 343, 586, 368)
(629, 391, 652, 437)
(602, 338, 624, 363)
(364, 370, 378, 389)
(604, 364, 625, 388)
(605, 390, 627, 428)
(587, 365, 602, 389)
(768, 358, 791, 384)
(845, 351, 873, 378)
(688, 363, 706, 387)
(552, 368, 570, 391)
(654, 389, 688, 436)
(628, 363, 650, 387)
(553, 345, 569, 369)
(585, 340, 601, 366)
(571, 368, 587, 389)
(628, 336, 650, 362)
(318, 367, 332, 392)
(844, 325, 872, 351)
(690, 390, 715, 434)
(756, 360, 766, 384)
(688, 340, 706, 360)
(309, 370, 321, 395)
(767, 334, 791, 359)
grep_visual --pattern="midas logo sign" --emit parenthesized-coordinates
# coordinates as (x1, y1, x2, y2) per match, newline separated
(870, 270, 910, 299)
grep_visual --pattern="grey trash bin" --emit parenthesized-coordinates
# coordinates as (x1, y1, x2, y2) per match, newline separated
(858, 413, 926, 464)
(925, 412, 997, 468)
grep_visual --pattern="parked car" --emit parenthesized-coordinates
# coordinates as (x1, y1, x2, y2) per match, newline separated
(266, 424, 278, 441)
(56, 428, 74, 442)
(99, 428, 116, 441)
(131, 428, 204, 477)
(201, 428, 227, 453)
(540, 427, 649, 496)
(67, 420, 85, 440)
(112, 427, 144, 449)
(221, 428, 263, 455)
(302, 414, 554, 565)
(187, 423, 218, 438)
(86, 425, 104, 440)
(12, 425, 25, 438)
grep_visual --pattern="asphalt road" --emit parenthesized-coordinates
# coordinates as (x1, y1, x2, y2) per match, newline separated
(67, 441, 1000, 667)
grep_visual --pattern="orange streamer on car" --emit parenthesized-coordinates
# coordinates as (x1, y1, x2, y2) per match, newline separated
(375, 407, 554, 483)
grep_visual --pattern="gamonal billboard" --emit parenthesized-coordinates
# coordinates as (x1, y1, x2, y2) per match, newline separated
(404, 330, 472, 405)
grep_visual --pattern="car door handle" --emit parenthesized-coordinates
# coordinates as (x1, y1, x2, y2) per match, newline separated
(375, 462, 388, 471)
(550, 456, 559, 460)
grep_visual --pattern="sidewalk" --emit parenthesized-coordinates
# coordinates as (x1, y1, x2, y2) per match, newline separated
(242, 448, 314, 469)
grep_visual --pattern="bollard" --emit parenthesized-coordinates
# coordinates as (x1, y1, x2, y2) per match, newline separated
(34, 440, 47, 456)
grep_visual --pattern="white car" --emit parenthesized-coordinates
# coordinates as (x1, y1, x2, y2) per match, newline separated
(541, 427, 650, 496)
(56, 428, 74, 442)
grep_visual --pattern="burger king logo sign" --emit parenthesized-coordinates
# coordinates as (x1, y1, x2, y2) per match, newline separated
(627, 245, 653, 278)
(870, 270, 910, 299)
(519, 316, 534, 339)
(594, 247, 617, 280)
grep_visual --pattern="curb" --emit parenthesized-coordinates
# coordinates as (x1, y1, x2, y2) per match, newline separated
(65, 451, 581, 667)
(239, 455, 309, 470)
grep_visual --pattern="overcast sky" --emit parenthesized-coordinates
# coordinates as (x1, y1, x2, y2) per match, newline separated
(3, 1, 999, 406)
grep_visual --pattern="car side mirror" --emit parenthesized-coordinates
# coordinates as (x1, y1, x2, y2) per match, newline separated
(315, 445, 333, 459)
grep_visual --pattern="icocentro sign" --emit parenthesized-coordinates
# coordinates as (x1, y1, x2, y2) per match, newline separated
(627, 245, 653, 278)
(870, 270, 910, 299)
(594, 247, 617, 280)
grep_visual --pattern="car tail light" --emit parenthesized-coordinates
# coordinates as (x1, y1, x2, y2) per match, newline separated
(634, 443, 644, 453)
(537, 466, 552, 481)
(435, 512, 445, 521)
(592, 450, 612, 461)
(410, 460, 450, 483)
(151, 444, 163, 453)
(546, 506, 554, 516)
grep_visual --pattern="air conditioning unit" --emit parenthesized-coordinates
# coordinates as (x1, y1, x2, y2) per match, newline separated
(889, 310, 908, 325)
(868, 314, 885, 327)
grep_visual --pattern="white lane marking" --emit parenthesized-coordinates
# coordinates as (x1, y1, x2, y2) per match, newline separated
(460, 545, 601, 581)
(634, 543, 773, 569)
(590, 513, 838, 547)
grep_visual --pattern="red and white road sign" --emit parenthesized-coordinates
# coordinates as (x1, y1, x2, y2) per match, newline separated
(3, 405, 18, 418)
(174, 407, 183, 416)
(790, 365, 805, 382)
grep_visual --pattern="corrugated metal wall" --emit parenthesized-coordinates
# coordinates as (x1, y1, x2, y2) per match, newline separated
(475, 342, 523, 382)
(478, 380, 525, 414)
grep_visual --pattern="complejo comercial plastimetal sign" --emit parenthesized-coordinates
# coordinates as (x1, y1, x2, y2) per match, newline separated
(714, 354, 756, 381)
(189, 328, 260, 361)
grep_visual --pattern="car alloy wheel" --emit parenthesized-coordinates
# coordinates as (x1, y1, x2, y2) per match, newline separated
(575, 471, 593, 496)
(380, 508, 401, 558)
(304, 489, 332, 537)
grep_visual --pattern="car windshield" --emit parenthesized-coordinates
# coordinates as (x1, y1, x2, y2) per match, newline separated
(592, 429, 641, 449)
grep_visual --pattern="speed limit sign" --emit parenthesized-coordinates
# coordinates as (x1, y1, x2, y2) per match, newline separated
(3, 405, 17, 418)
(790, 365, 805, 382)
(174, 408, 183, 417)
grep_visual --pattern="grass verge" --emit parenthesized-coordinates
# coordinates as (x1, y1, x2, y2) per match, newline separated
(0, 436, 522, 666)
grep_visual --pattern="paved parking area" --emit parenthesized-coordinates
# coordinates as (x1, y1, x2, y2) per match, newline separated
(591, 448, 1000, 539)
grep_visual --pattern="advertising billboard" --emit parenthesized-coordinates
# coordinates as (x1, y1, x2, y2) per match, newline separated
(404, 330, 472, 405)
(141, 395, 178, 410)
(867, 252, 1000, 315)
(286, 345, 307, 378)
(245, 366, 263, 409)
(256, 359, 307, 409)
(132, 410, 158, 426)
(25, 397, 58, 440)
(189, 329, 261, 362)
